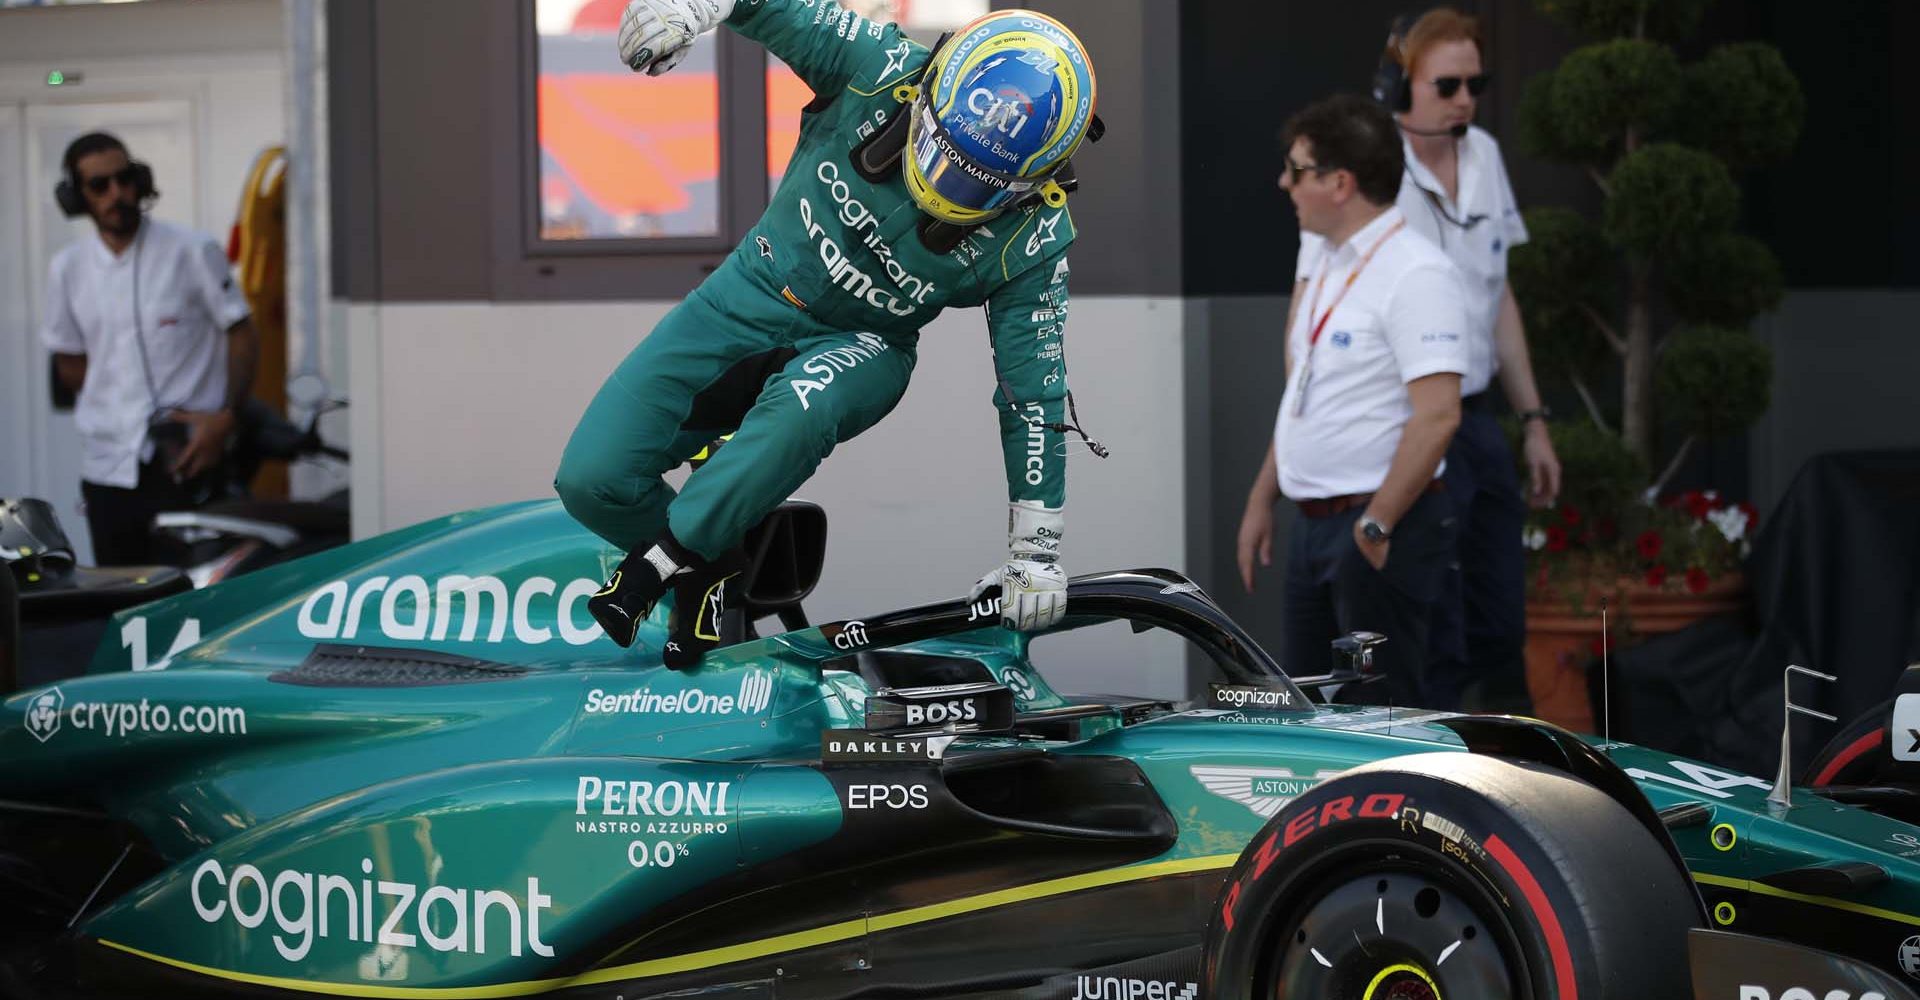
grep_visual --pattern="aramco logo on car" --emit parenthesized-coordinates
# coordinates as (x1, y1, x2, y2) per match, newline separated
(296, 574, 607, 646)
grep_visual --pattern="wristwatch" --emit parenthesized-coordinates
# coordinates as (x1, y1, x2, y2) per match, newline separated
(1360, 517, 1392, 544)
(1518, 406, 1553, 424)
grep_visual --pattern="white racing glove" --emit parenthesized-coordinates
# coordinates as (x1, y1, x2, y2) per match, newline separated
(967, 501, 1068, 632)
(618, 0, 734, 76)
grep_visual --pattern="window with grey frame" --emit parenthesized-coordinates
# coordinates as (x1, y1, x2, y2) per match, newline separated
(525, 0, 770, 256)
(524, 0, 990, 256)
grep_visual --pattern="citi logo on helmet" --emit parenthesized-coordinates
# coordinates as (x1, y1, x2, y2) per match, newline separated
(967, 86, 1032, 139)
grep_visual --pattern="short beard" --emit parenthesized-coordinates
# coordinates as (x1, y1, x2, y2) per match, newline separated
(99, 201, 142, 237)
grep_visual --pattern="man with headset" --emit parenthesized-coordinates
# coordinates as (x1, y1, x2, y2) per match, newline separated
(1286, 8, 1562, 710)
(556, 0, 1101, 666)
(40, 132, 258, 566)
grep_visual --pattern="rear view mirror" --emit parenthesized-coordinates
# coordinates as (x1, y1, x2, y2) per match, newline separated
(739, 500, 825, 609)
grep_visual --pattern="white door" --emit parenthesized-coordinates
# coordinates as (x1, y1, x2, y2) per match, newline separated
(0, 105, 28, 515)
(13, 99, 198, 564)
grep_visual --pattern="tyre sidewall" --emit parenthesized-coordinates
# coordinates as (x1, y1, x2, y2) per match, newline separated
(1205, 755, 1685, 1000)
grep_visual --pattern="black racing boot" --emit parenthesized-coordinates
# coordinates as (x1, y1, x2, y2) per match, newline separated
(662, 547, 749, 670)
(587, 535, 704, 649)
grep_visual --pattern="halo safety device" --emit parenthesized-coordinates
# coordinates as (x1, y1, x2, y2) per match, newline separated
(897, 10, 1098, 226)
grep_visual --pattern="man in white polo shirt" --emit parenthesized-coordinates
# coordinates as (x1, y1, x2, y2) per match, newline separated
(1381, 8, 1559, 712)
(1237, 94, 1469, 706)
(1286, 9, 1562, 712)
(41, 132, 257, 565)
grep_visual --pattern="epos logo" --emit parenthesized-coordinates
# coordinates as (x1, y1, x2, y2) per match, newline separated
(847, 783, 929, 810)
(904, 699, 978, 727)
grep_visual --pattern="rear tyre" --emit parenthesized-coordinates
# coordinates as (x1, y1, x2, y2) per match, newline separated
(1803, 697, 1888, 789)
(1204, 752, 1698, 1000)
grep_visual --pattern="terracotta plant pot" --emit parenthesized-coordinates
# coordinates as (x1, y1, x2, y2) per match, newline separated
(1523, 573, 1748, 734)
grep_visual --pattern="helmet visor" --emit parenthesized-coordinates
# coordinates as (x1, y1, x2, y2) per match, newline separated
(906, 100, 1039, 219)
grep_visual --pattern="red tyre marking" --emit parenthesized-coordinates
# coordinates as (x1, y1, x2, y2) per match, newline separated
(1811, 729, 1882, 787)
(1485, 834, 1577, 1000)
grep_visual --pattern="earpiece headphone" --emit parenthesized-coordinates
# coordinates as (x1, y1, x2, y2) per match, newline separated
(1370, 13, 1419, 113)
(54, 159, 155, 218)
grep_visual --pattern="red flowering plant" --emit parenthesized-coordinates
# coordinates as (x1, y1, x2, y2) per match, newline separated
(1516, 422, 1757, 608)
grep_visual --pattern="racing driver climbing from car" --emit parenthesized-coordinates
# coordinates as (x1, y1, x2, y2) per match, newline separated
(555, 0, 1103, 666)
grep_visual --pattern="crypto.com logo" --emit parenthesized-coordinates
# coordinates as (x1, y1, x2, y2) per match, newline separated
(24, 687, 65, 742)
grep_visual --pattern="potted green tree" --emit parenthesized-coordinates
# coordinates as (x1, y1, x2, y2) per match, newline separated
(1506, 0, 1803, 730)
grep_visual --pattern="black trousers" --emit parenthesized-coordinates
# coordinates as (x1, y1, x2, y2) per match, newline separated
(80, 461, 199, 566)
(1426, 404, 1531, 712)
(1282, 489, 1457, 707)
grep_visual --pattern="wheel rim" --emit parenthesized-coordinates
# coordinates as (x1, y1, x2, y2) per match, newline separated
(1264, 855, 1522, 1000)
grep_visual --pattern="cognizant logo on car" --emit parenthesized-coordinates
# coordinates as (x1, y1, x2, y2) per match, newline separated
(296, 575, 606, 646)
(190, 858, 555, 962)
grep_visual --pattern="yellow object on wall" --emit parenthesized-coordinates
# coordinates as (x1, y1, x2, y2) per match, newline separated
(231, 145, 289, 497)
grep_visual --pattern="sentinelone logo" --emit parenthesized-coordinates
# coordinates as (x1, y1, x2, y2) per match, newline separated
(24, 686, 245, 743)
(583, 670, 773, 717)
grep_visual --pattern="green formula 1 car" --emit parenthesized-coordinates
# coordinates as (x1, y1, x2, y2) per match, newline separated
(2, 498, 1918, 1000)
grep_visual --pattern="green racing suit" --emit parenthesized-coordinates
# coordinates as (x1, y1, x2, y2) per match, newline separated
(555, 0, 1077, 561)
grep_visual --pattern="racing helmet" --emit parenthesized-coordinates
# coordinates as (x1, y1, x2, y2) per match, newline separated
(902, 11, 1098, 225)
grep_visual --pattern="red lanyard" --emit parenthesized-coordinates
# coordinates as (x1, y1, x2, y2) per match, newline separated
(1300, 219, 1407, 350)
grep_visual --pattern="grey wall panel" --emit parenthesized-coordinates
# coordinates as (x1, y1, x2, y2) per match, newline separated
(1748, 290, 1920, 514)
(370, 0, 494, 300)
(1198, 294, 1296, 669)
(327, 0, 377, 301)
(0, 0, 284, 61)
(1013, 0, 1183, 296)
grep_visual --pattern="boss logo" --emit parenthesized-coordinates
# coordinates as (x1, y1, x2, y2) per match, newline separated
(1743, 982, 1889, 990)
(847, 784, 929, 810)
(904, 700, 979, 726)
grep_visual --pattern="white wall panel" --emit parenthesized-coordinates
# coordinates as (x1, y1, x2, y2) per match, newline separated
(351, 296, 1192, 697)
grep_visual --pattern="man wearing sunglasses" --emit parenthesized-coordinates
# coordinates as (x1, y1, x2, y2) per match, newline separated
(556, 0, 1100, 665)
(40, 131, 257, 565)
(1237, 94, 1470, 707)
(1285, 9, 1558, 713)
